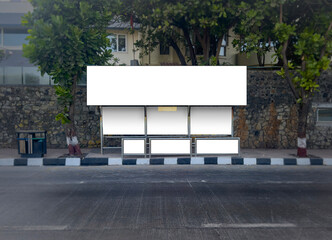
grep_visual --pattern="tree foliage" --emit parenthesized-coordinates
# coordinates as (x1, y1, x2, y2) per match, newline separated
(119, 0, 187, 64)
(118, 0, 238, 65)
(22, 0, 115, 137)
(232, 0, 278, 66)
(273, 0, 331, 101)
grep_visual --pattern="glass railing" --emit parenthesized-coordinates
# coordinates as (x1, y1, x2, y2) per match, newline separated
(0, 66, 87, 86)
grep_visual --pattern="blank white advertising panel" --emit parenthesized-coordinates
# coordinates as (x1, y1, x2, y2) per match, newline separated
(147, 107, 188, 135)
(196, 139, 239, 155)
(87, 66, 247, 106)
(150, 139, 191, 154)
(102, 107, 145, 135)
(123, 139, 145, 154)
(190, 107, 232, 135)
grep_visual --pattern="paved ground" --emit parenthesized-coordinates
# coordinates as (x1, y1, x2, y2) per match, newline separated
(1, 148, 332, 159)
(0, 166, 331, 240)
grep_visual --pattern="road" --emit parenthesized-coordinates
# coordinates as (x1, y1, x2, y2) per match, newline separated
(0, 166, 331, 240)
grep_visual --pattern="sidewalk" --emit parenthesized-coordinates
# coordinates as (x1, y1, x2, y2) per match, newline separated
(0, 148, 332, 159)
(0, 148, 331, 166)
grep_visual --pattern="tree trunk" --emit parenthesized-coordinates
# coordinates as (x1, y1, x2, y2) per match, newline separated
(169, 38, 187, 65)
(66, 74, 78, 147)
(281, 41, 300, 100)
(256, 45, 266, 67)
(257, 53, 263, 66)
(256, 53, 266, 66)
(194, 28, 210, 64)
(297, 101, 309, 157)
(183, 28, 197, 65)
(203, 29, 210, 63)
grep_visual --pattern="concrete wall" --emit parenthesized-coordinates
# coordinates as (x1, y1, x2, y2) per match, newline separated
(107, 29, 140, 66)
(236, 52, 277, 66)
(141, 44, 181, 66)
(218, 29, 238, 65)
(0, 70, 331, 149)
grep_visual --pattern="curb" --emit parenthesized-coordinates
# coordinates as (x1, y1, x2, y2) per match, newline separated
(0, 157, 331, 166)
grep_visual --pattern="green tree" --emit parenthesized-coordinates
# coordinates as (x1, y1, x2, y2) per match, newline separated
(121, 0, 187, 65)
(274, 0, 331, 157)
(232, 0, 277, 66)
(22, 0, 115, 150)
(232, 0, 331, 156)
(118, 0, 238, 65)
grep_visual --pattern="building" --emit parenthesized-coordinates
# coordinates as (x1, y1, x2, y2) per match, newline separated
(0, 0, 52, 85)
(109, 24, 276, 66)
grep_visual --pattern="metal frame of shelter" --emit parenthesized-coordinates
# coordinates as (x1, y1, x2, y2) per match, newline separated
(99, 105, 240, 158)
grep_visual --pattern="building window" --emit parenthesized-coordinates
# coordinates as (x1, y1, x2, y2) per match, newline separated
(219, 35, 227, 57)
(78, 72, 87, 86)
(108, 34, 117, 52)
(23, 67, 50, 85)
(4, 67, 22, 84)
(118, 35, 126, 52)
(2, 28, 28, 49)
(0, 66, 51, 85)
(107, 34, 127, 52)
(160, 43, 170, 55)
(0, 67, 3, 84)
(317, 109, 332, 122)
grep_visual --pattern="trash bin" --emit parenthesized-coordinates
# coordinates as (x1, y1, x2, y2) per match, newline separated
(16, 130, 47, 157)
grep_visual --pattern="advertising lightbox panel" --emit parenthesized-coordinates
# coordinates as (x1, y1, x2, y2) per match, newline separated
(150, 139, 191, 154)
(190, 107, 232, 135)
(123, 139, 145, 154)
(147, 107, 188, 135)
(196, 139, 239, 155)
(87, 66, 247, 106)
(102, 107, 145, 135)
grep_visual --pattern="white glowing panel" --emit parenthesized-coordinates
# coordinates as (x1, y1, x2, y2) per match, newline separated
(147, 107, 188, 135)
(196, 139, 239, 154)
(190, 107, 232, 135)
(123, 139, 145, 154)
(102, 107, 144, 135)
(150, 139, 191, 154)
(87, 66, 247, 106)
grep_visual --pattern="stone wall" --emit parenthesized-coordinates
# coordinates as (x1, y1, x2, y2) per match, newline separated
(0, 86, 100, 148)
(0, 70, 331, 149)
(233, 70, 332, 149)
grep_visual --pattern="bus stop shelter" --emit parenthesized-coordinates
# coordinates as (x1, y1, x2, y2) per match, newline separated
(87, 66, 247, 157)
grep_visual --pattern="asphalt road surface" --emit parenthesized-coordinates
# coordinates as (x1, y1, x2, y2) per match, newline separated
(0, 166, 331, 240)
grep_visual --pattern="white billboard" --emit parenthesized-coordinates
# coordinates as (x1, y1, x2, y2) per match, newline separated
(123, 139, 145, 154)
(196, 139, 239, 154)
(147, 107, 188, 135)
(190, 107, 232, 135)
(150, 139, 191, 154)
(87, 66, 247, 106)
(102, 107, 145, 135)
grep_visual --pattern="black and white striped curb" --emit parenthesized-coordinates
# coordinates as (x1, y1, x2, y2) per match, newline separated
(0, 157, 331, 166)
